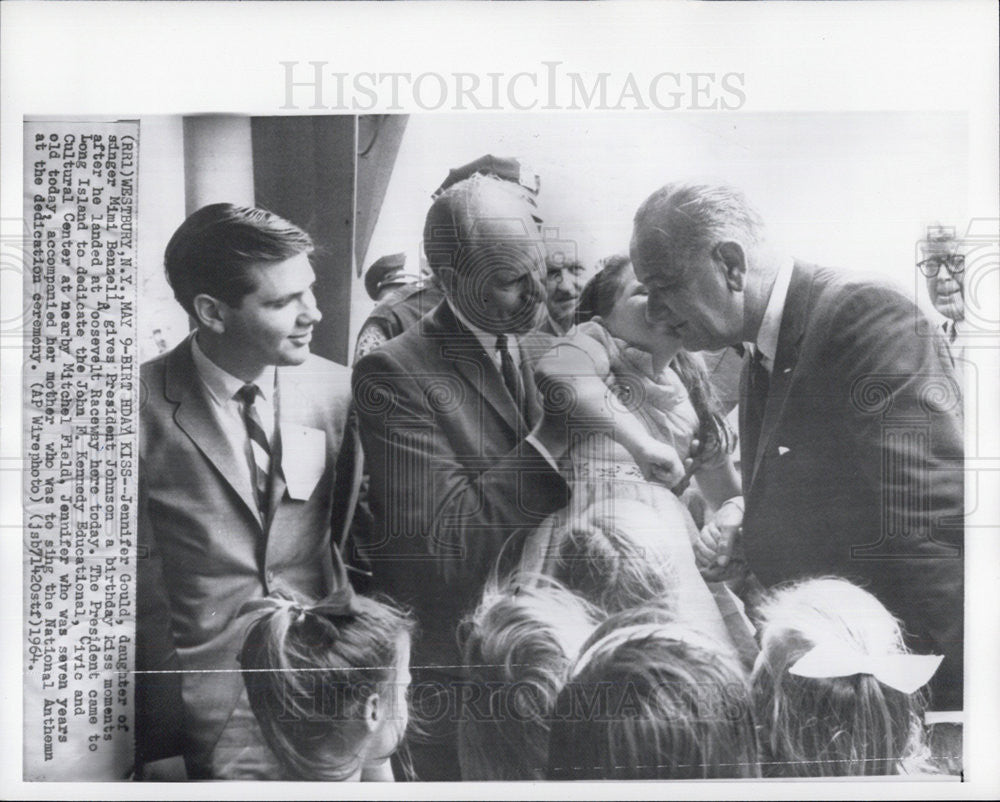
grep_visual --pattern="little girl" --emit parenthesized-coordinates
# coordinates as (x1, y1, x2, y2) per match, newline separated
(239, 588, 415, 781)
(457, 573, 600, 780)
(538, 255, 744, 576)
(547, 605, 759, 780)
(751, 577, 940, 776)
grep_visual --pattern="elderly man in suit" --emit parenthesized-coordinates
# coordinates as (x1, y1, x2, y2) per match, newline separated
(138, 204, 360, 778)
(352, 173, 631, 779)
(630, 183, 964, 713)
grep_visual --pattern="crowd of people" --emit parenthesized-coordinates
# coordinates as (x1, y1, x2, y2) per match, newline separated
(137, 157, 964, 782)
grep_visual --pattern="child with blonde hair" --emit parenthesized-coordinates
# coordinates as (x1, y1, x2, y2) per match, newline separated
(239, 589, 415, 781)
(751, 577, 940, 776)
(521, 498, 740, 657)
(457, 574, 601, 780)
(547, 605, 759, 780)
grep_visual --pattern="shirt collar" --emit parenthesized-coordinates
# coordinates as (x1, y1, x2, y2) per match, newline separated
(754, 256, 795, 368)
(447, 298, 519, 362)
(191, 334, 277, 404)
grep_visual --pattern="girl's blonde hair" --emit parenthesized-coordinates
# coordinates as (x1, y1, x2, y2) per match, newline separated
(547, 606, 759, 780)
(751, 577, 935, 776)
(549, 499, 682, 614)
(239, 591, 415, 781)
(457, 573, 601, 780)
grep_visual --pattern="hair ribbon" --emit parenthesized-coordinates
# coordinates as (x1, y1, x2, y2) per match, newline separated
(788, 644, 943, 695)
(237, 586, 363, 621)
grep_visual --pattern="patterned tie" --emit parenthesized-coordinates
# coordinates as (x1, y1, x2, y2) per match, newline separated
(743, 347, 770, 466)
(495, 333, 524, 417)
(235, 383, 272, 520)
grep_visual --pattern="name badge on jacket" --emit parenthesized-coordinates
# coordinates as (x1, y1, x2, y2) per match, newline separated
(280, 423, 327, 500)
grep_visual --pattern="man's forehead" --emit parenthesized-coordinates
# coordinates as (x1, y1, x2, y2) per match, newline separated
(632, 251, 684, 287)
(249, 252, 314, 293)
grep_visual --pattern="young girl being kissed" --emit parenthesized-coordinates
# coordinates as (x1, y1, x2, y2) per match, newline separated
(239, 589, 415, 781)
(543, 254, 745, 577)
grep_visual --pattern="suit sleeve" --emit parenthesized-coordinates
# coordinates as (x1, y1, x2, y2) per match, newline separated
(828, 285, 964, 707)
(352, 348, 570, 590)
(330, 407, 372, 590)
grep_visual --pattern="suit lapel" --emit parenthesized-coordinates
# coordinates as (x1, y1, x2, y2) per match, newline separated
(434, 303, 523, 436)
(748, 262, 813, 490)
(166, 336, 262, 528)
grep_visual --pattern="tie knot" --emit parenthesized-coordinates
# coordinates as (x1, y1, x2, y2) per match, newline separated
(495, 333, 509, 353)
(235, 383, 261, 405)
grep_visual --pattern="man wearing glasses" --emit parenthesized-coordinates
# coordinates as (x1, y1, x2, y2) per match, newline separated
(918, 226, 966, 346)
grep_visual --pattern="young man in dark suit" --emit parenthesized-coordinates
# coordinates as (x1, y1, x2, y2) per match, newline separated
(138, 204, 360, 778)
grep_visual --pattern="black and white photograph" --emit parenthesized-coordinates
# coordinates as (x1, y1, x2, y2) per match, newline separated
(3, 2, 998, 798)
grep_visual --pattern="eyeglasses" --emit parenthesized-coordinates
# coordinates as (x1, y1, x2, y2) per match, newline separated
(917, 253, 965, 278)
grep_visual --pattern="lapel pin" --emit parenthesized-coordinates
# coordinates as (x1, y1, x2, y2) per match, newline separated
(778, 446, 790, 456)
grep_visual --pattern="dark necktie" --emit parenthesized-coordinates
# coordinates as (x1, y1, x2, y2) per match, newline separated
(235, 383, 272, 520)
(743, 347, 770, 466)
(495, 333, 524, 417)
(943, 320, 958, 343)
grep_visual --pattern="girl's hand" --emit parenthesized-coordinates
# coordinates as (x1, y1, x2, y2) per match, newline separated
(635, 440, 686, 488)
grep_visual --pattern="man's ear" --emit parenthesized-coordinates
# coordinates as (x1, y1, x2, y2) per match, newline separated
(715, 241, 747, 291)
(191, 293, 228, 334)
(435, 265, 456, 295)
(363, 692, 381, 735)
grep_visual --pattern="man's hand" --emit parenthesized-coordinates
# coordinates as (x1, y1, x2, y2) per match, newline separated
(694, 496, 744, 581)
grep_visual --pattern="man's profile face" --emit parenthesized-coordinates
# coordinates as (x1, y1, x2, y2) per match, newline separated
(217, 252, 322, 370)
(452, 236, 546, 334)
(631, 230, 742, 352)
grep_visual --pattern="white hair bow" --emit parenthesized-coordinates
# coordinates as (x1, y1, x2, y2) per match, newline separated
(788, 644, 943, 695)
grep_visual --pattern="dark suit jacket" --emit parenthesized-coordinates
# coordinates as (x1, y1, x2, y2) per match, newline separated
(351, 302, 570, 671)
(740, 262, 964, 710)
(138, 335, 359, 771)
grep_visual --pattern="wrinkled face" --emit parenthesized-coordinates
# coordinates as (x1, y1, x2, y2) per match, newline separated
(631, 231, 743, 352)
(544, 243, 590, 329)
(923, 262, 965, 322)
(452, 237, 546, 334)
(601, 265, 681, 355)
(919, 240, 965, 322)
(217, 252, 321, 371)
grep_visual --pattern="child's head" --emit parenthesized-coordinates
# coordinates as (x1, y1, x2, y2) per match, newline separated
(240, 590, 415, 781)
(457, 574, 600, 780)
(576, 255, 675, 354)
(577, 255, 732, 455)
(751, 577, 937, 776)
(548, 608, 759, 780)
(549, 499, 682, 615)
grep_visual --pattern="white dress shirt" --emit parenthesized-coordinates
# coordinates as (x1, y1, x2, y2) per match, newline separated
(447, 299, 560, 471)
(753, 256, 795, 372)
(190, 335, 278, 508)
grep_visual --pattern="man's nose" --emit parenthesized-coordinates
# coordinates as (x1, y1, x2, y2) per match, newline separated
(644, 295, 669, 325)
(529, 273, 545, 301)
(300, 290, 322, 324)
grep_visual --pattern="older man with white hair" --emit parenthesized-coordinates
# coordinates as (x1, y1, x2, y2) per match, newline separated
(630, 183, 965, 714)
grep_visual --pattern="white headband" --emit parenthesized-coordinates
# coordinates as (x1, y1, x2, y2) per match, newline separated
(788, 644, 943, 695)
